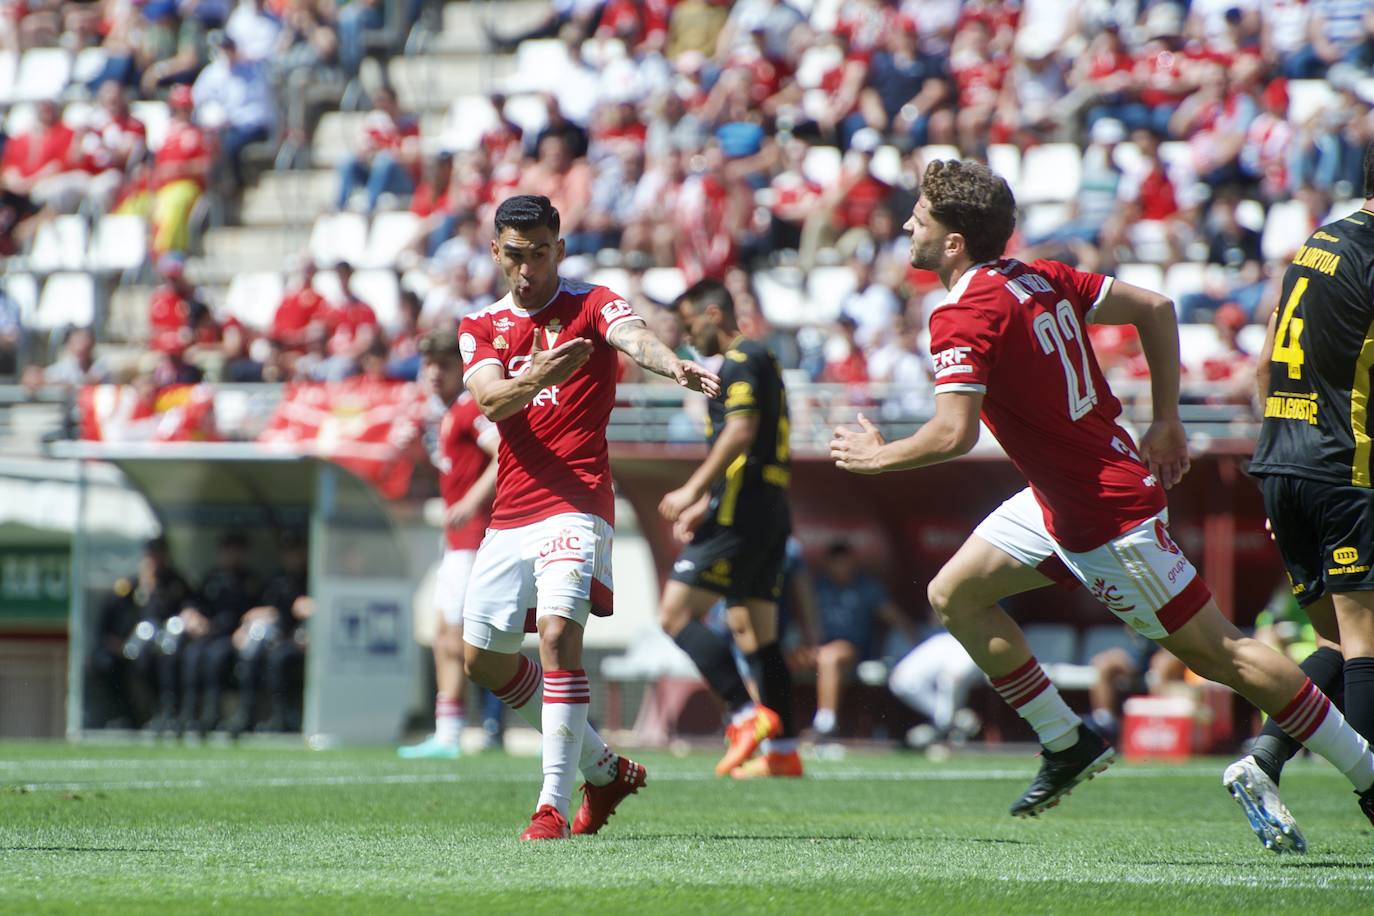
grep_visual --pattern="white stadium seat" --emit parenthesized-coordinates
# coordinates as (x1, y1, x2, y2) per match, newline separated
(870, 144, 903, 186)
(11, 48, 70, 103)
(88, 215, 148, 273)
(918, 144, 960, 165)
(0, 52, 16, 105)
(806, 265, 857, 318)
(588, 268, 631, 297)
(987, 143, 1022, 192)
(1234, 199, 1266, 233)
(1020, 202, 1071, 239)
(1287, 79, 1337, 125)
(33, 272, 96, 330)
(29, 216, 88, 272)
(1261, 199, 1311, 261)
(1178, 323, 1225, 374)
(754, 267, 808, 327)
(1113, 263, 1164, 295)
(70, 47, 108, 88)
(802, 145, 842, 187)
(1078, 625, 1137, 665)
(1017, 144, 1082, 204)
(224, 271, 285, 330)
(130, 101, 170, 152)
(500, 93, 549, 137)
(640, 267, 686, 305)
(442, 95, 499, 151)
(350, 269, 401, 331)
(1163, 261, 1209, 302)
(309, 212, 368, 267)
(362, 211, 421, 269)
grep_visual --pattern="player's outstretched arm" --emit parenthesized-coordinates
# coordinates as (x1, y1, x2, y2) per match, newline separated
(831, 393, 982, 474)
(1090, 279, 1189, 487)
(659, 413, 759, 522)
(607, 321, 721, 397)
(1253, 305, 1279, 410)
(465, 334, 593, 421)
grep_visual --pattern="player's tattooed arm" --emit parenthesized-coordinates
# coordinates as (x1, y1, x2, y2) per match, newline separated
(608, 321, 721, 397)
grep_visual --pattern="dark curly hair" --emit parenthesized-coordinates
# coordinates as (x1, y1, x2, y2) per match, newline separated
(921, 160, 1017, 263)
(494, 194, 561, 237)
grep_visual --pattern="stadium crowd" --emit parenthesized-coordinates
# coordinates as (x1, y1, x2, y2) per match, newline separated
(0, 0, 1372, 414)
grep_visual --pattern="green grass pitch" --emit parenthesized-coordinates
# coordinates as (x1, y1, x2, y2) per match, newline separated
(1, 741, 1371, 914)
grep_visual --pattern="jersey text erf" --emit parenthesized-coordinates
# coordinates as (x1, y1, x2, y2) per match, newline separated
(429, 392, 497, 550)
(459, 279, 643, 528)
(1250, 207, 1374, 487)
(706, 337, 792, 527)
(929, 258, 1164, 552)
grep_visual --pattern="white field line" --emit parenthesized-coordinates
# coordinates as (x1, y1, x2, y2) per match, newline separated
(1, 763, 1263, 793)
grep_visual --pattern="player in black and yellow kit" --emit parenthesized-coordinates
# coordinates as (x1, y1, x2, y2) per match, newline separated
(657, 279, 802, 779)
(1225, 143, 1374, 849)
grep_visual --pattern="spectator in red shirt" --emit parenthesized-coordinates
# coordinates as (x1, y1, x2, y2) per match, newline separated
(1, 100, 86, 213)
(798, 128, 891, 270)
(77, 80, 148, 213)
(148, 253, 210, 353)
(1132, 5, 1197, 137)
(335, 86, 421, 214)
(821, 315, 870, 386)
(949, 19, 1008, 155)
(323, 260, 380, 377)
(479, 94, 524, 164)
(271, 258, 328, 353)
(118, 86, 214, 255)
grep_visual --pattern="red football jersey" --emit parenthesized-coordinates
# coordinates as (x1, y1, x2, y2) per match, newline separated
(928, 258, 1165, 552)
(459, 279, 643, 529)
(432, 392, 498, 550)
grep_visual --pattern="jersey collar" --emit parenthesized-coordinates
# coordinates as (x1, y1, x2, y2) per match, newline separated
(936, 260, 996, 308)
(504, 278, 566, 317)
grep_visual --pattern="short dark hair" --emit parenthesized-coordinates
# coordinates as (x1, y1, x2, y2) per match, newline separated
(494, 195, 561, 237)
(1363, 141, 1374, 200)
(921, 159, 1017, 263)
(675, 278, 735, 321)
(418, 328, 461, 359)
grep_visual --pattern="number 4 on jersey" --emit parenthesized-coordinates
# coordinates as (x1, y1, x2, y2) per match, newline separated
(1272, 277, 1308, 380)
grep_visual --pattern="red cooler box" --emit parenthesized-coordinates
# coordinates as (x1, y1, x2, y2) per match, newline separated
(1121, 695, 1202, 760)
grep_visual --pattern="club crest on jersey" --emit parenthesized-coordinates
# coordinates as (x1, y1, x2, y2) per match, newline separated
(1090, 577, 1136, 613)
(544, 318, 562, 347)
(1154, 520, 1181, 555)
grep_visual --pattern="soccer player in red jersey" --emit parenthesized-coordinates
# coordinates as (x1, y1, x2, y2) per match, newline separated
(830, 160, 1374, 840)
(398, 329, 499, 760)
(459, 195, 720, 840)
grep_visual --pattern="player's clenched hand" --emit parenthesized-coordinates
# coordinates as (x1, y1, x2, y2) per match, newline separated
(1138, 418, 1190, 489)
(830, 413, 887, 474)
(673, 359, 721, 398)
(659, 485, 700, 523)
(673, 498, 709, 544)
(530, 333, 593, 386)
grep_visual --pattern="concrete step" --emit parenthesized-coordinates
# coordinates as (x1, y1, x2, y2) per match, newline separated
(202, 225, 313, 274)
(311, 111, 449, 168)
(388, 53, 515, 112)
(240, 169, 337, 226)
(442, 0, 548, 39)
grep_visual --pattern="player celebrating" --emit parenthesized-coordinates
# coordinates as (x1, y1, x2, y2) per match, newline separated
(1223, 146, 1374, 851)
(658, 280, 802, 779)
(459, 195, 720, 840)
(829, 160, 1374, 842)
(398, 330, 499, 760)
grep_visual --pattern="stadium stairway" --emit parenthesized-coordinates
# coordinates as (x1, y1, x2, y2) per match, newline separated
(192, 0, 538, 285)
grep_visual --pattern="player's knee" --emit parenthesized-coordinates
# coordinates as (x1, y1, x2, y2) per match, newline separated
(927, 577, 958, 626)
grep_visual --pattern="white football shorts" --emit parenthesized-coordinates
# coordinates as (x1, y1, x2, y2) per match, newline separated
(434, 548, 477, 627)
(974, 487, 1211, 639)
(462, 512, 614, 654)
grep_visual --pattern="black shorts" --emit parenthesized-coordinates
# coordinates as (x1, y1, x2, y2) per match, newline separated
(1260, 474, 1374, 606)
(670, 518, 789, 604)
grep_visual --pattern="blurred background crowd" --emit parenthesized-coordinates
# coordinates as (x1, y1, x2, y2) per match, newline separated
(0, 0, 1371, 420)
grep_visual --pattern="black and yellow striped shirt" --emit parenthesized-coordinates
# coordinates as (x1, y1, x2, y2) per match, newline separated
(1250, 207, 1374, 487)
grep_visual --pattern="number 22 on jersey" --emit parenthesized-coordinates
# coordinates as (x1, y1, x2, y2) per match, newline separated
(1272, 277, 1308, 380)
(1034, 299, 1099, 421)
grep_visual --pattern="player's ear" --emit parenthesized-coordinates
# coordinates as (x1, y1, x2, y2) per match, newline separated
(946, 231, 966, 260)
(555, 237, 566, 263)
(489, 238, 500, 264)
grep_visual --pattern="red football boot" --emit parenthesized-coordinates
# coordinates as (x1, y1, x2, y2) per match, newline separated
(715, 706, 782, 776)
(520, 804, 571, 841)
(573, 756, 647, 835)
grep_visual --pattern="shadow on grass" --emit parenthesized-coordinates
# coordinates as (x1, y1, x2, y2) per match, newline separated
(2, 846, 171, 853)
(598, 834, 1027, 844)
